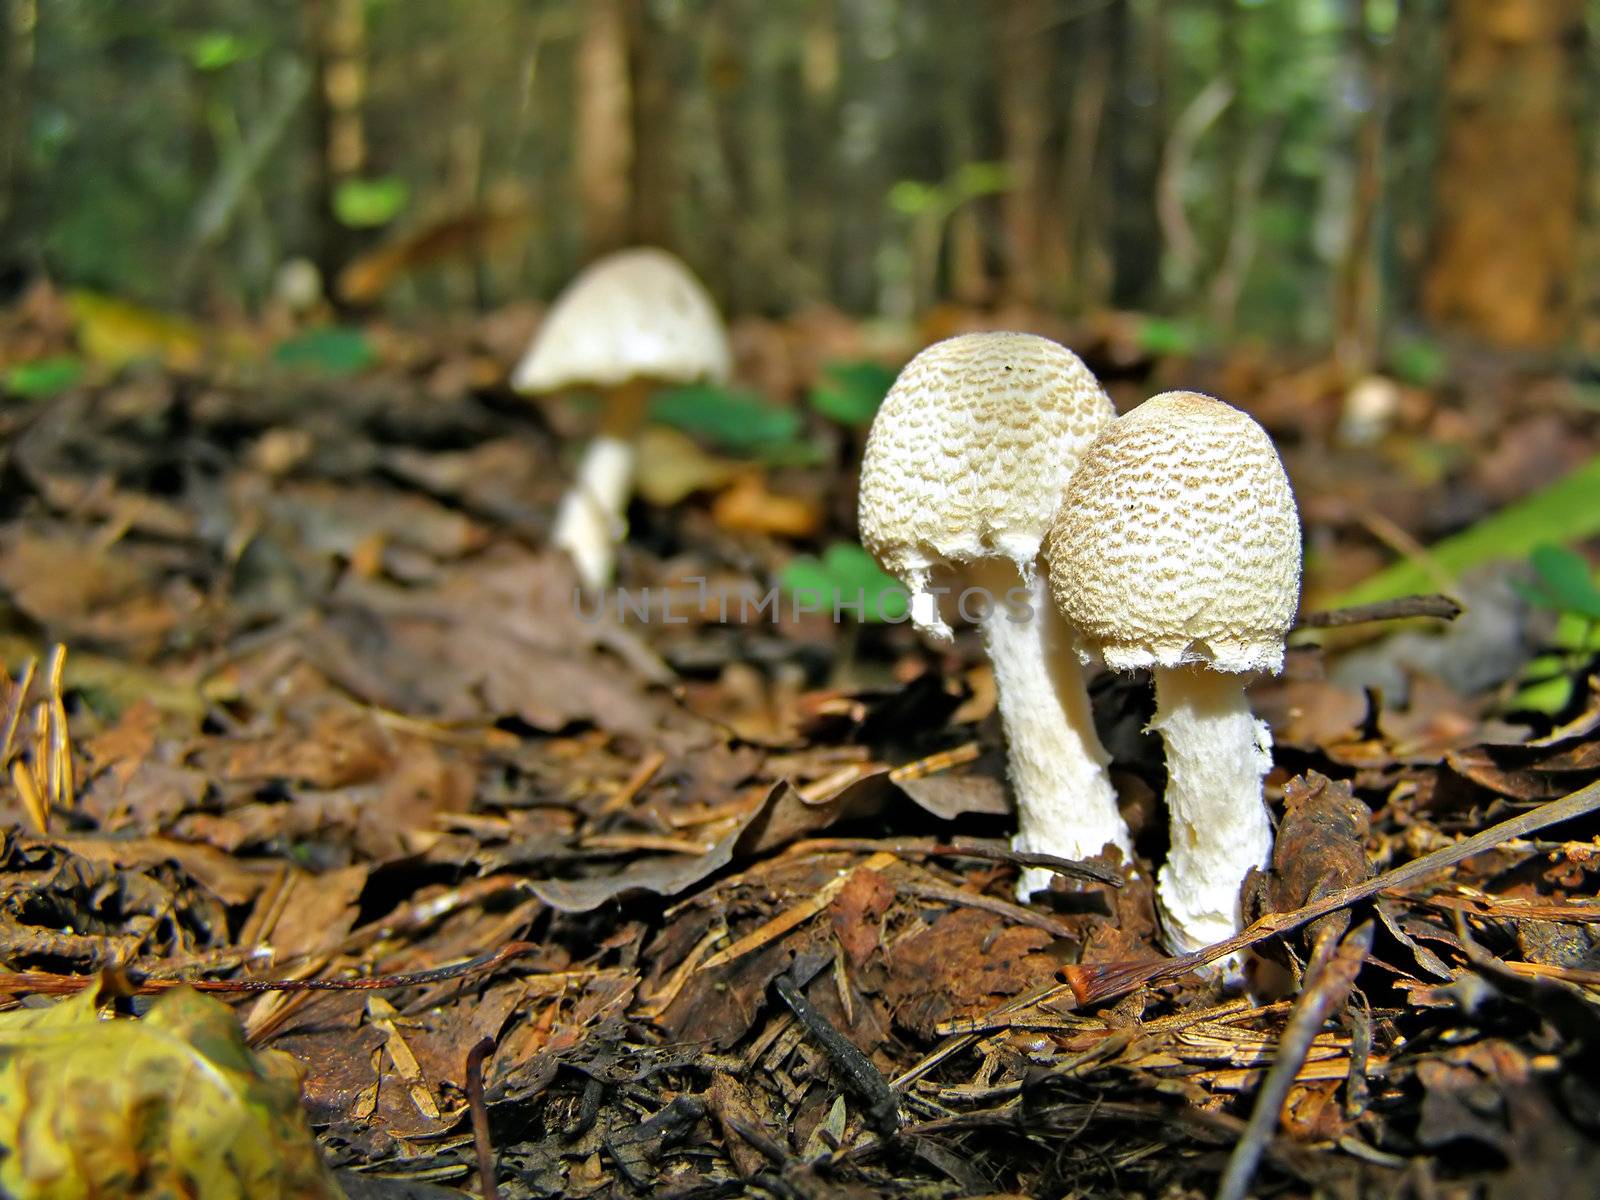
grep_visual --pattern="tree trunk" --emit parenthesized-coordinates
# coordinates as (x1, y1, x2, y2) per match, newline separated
(626, 0, 676, 249)
(1058, 12, 1114, 312)
(305, 0, 367, 287)
(0, 0, 35, 255)
(939, 0, 989, 305)
(1421, 0, 1584, 348)
(1109, 0, 1168, 309)
(995, 0, 1051, 307)
(795, 0, 840, 301)
(575, 0, 634, 256)
(1332, 0, 1389, 375)
(734, 3, 792, 311)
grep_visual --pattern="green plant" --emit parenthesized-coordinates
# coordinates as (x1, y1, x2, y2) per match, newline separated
(809, 360, 897, 426)
(1331, 456, 1600, 609)
(271, 326, 376, 375)
(333, 176, 410, 229)
(886, 161, 1011, 314)
(4, 357, 85, 398)
(648, 384, 820, 463)
(780, 542, 907, 623)
(1508, 544, 1600, 714)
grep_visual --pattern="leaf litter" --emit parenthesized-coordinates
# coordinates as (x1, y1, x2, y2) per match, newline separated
(0, 288, 1597, 1196)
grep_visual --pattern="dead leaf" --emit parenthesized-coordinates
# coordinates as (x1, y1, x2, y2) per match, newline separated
(0, 980, 342, 1198)
(710, 472, 822, 538)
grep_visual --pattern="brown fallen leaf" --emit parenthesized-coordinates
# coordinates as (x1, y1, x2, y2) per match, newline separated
(710, 472, 823, 538)
(1245, 771, 1373, 974)
(634, 425, 743, 506)
(830, 866, 895, 971)
(887, 908, 1060, 1039)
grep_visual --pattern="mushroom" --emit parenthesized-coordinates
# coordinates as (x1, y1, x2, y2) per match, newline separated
(858, 332, 1131, 897)
(1044, 390, 1301, 957)
(513, 247, 731, 589)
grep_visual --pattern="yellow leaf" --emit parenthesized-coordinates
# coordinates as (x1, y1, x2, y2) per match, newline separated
(634, 425, 742, 506)
(66, 291, 204, 371)
(0, 979, 344, 1199)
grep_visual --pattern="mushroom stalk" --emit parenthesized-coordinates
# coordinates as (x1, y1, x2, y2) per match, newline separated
(551, 377, 653, 590)
(967, 561, 1130, 898)
(1150, 664, 1273, 953)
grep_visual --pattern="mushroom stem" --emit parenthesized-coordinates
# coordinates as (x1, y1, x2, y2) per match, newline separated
(1150, 664, 1273, 955)
(967, 561, 1130, 898)
(551, 378, 653, 590)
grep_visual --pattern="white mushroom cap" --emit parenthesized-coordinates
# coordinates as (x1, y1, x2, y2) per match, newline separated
(1046, 391, 1301, 675)
(858, 332, 1115, 637)
(512, 247, 731, 393)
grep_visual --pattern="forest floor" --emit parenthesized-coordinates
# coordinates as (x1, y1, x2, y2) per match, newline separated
(0, 284, 1598, 1199)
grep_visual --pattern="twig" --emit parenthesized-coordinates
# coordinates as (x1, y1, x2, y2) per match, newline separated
(0, 941, 560, 996)
(1062, 779, 1600, 1006)
(784, 837, 1124, 887)
(1296, 593, 1463, 629)
(771, 971, 900, 1134)
(898, 880, 1081, 941)
(1215, 920, 1374, 1200)
(723, 1116, 790, 1167)
(465, 1037, 499, 1200)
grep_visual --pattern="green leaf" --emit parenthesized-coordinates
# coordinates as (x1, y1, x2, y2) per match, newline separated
(333, 176, 410, 229)
(1510, 672, 1574, 720)
(1387, 335, 1448, 387)
(781, 542, 907, 623)
(951, 161, 1011, 199)
(809, 360, 897, 426)
(184, 31, 266, 72)
(4, 356, 85, 398)
(1551, 609, 1600, 653)
(1519, 544, 1600, 620)
(271, 326, 376, 376)
(649, 385, 803, 454)
(1136, 315, 1206, 356)
(754, 438, 828, 468)
(887, 180, 937, 217)
(1329, 456, 1600, 608)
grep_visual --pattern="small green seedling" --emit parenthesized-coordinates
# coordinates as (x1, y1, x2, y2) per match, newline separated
(4, 356, 85, 398)
(809, 361, 897, 427)
(1508, 544, 1600, 714)
(781, 542, 907, 623)
(649, 384, 818, 463)
(271, 326, 377, 376)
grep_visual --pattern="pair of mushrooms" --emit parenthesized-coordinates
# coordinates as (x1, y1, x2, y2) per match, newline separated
(859, 332, 1300, 957)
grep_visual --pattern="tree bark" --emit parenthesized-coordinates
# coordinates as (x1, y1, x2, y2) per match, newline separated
(1421, 0, 1584, 347)
(939, 0, 989, 305)
(995, 0, 1051, 307)
(305, 0, 367, 286)
(0, 0, 35, 253)
(625, 0, 676, 249)
(1058, 13, 1114, 311)
(795, 0, 840, 300)
(1110, 0, 1169, 309)
(1332, 0, 1389, 375)
(575, 0, 634, 256)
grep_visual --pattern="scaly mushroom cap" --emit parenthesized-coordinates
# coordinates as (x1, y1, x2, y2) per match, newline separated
(512, 247, 731, 393)
(1046, 391, 1301, 674)
(858, 332, 1114, 630)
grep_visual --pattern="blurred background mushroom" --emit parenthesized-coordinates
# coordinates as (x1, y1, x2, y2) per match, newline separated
(512, 247, 731, 589)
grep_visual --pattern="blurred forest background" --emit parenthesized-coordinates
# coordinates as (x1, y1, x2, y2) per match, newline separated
(1, 0, 1596, 362)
